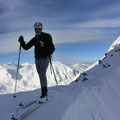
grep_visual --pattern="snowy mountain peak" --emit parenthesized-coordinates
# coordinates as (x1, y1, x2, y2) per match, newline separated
(0, 61, 89, 94)
(2, 62, 17, 69)
(108, 36, 120, 52)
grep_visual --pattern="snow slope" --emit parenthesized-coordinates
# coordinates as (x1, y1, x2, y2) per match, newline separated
(62, 36, 120, 120)
(1, 37, 120, 120)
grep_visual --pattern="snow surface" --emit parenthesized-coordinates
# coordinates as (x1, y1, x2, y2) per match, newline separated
(108, 36, 120, 52)
(1, 36, 120, 120)
(0, 61, 89, 94)
(62, 37, 120, 120)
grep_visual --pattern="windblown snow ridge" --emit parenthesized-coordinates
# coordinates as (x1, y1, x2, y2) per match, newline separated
(62, 36, 120, 120)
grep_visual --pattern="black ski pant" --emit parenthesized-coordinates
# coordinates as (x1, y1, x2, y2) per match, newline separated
(35, 57, 49, 88)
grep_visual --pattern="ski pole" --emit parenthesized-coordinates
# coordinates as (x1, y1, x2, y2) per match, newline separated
(50, 60, 53, 74)
(49, 56, 58, 86)
(13, 44, 22, 98)
(50, 62, 58, 86)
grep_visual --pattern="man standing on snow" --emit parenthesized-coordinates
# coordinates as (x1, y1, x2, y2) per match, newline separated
(18, 22, 55, 102)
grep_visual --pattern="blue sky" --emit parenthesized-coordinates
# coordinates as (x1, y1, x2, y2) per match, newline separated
(0, 0, 120, 65)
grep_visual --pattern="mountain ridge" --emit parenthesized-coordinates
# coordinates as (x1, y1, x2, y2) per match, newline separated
(0, 61, 89, 94)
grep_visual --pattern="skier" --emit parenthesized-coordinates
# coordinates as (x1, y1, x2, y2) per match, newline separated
(18, 22, 55, 102)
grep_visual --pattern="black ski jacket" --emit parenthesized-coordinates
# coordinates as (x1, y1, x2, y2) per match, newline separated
(20, 32, 55, 59)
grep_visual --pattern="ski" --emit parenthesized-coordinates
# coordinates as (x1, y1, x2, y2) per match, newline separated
(19, 96, 49, 108)
(19, 100, 38, 108)
(11, 95, 54, 120)
(11, 93, 55, 120)
(11, 100, 47, 120)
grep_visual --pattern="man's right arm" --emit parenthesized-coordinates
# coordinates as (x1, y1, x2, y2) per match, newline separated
(18, 36, 35, 50)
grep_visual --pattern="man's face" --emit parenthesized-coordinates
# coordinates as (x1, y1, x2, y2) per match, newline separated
(35, 28, 42, 33)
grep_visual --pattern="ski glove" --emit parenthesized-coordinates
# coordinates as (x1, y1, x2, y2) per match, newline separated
(18, 35, 24, 43)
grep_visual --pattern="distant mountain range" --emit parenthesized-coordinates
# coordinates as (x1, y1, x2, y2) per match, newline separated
(0, 61, 90, 94)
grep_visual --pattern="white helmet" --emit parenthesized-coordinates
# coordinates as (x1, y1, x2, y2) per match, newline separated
(34, 22, 43, 29)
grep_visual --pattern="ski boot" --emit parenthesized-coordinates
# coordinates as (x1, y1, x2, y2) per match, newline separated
(40, 87, 48, 103)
